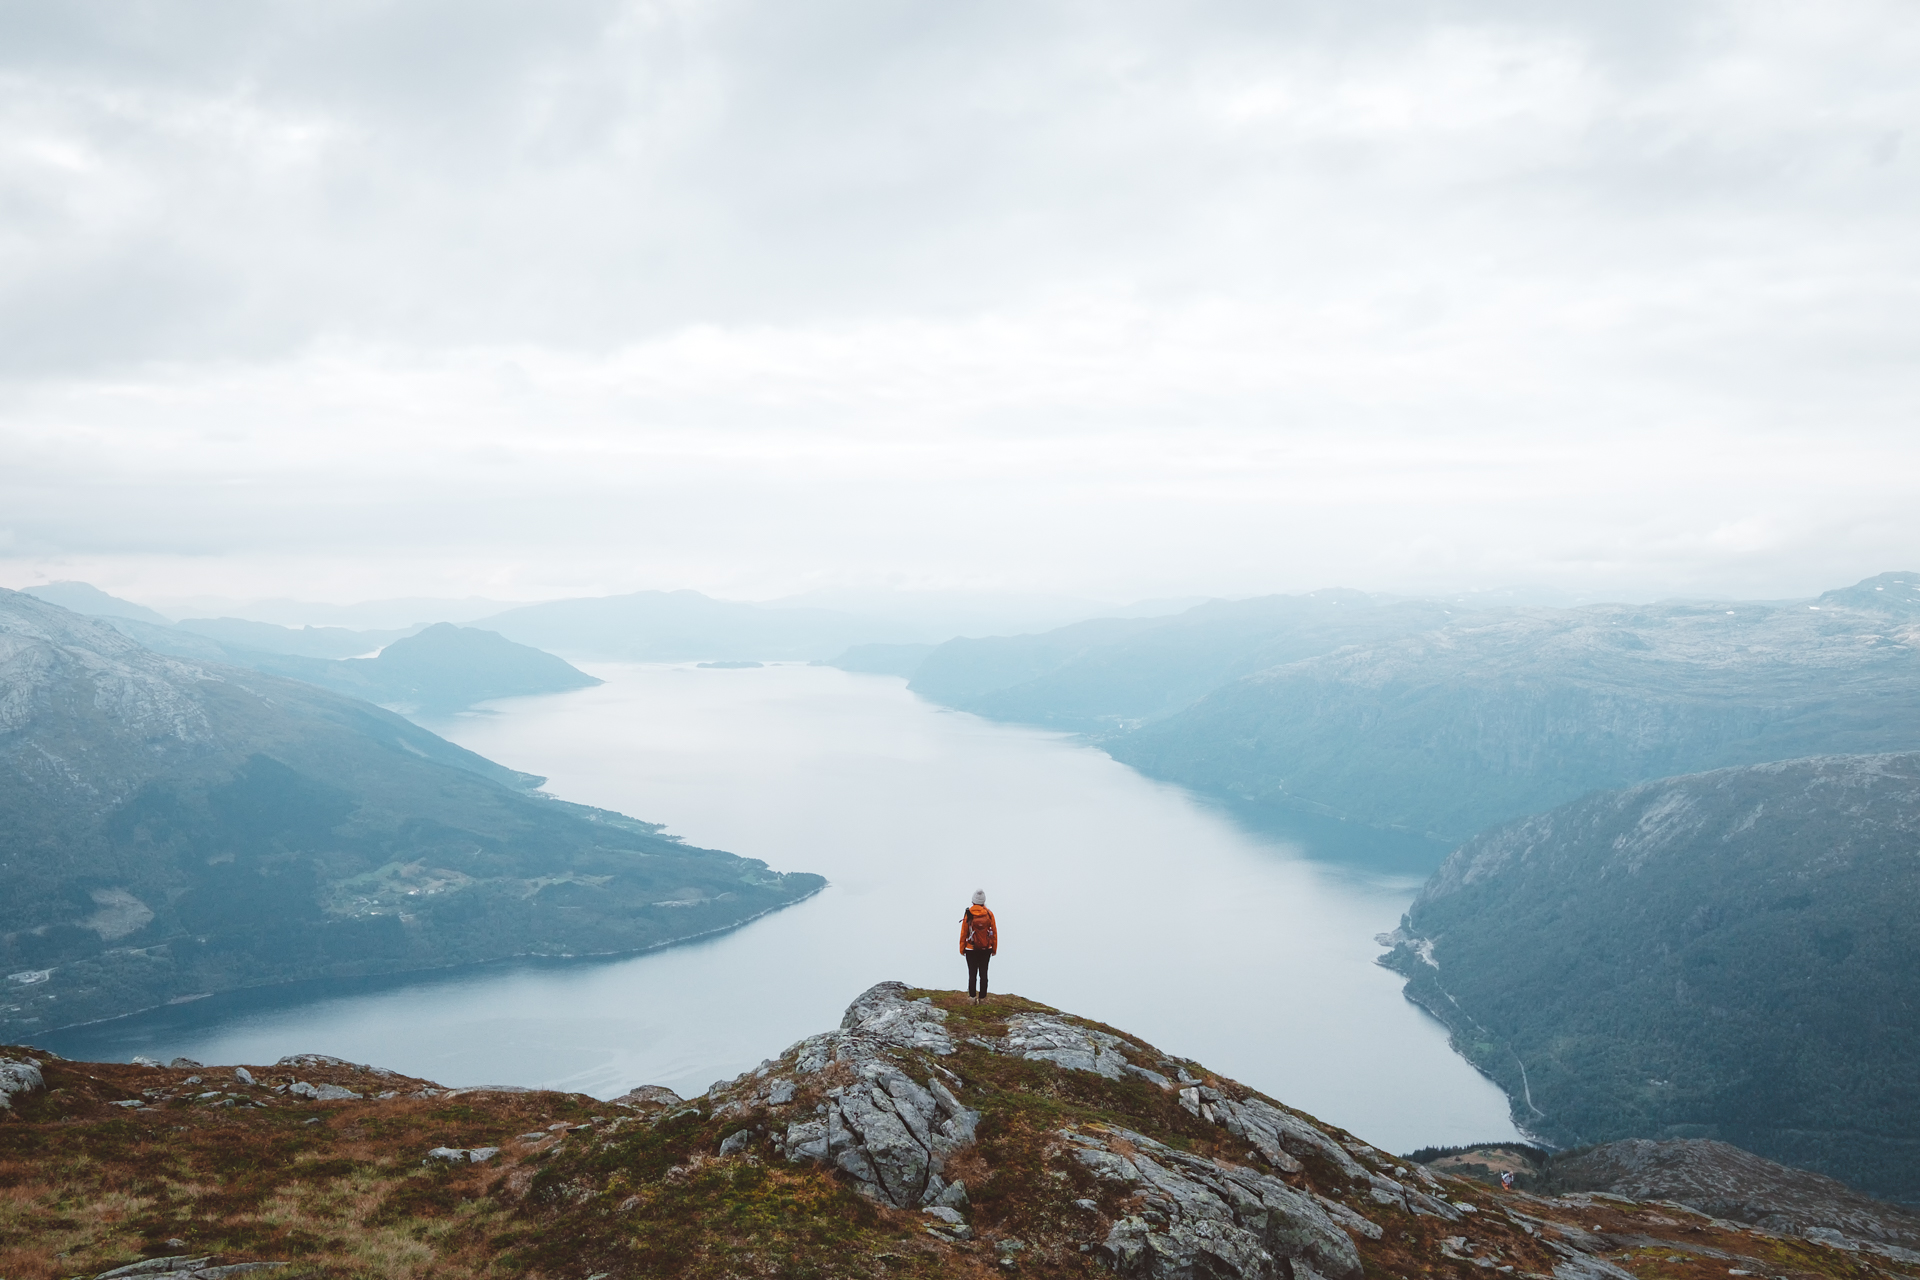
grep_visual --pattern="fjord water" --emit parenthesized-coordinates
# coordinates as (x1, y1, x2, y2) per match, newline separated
(47, 663, 1518, 1151)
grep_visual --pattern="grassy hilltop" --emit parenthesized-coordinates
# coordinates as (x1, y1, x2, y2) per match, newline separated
(4, 985, 1913, 1280)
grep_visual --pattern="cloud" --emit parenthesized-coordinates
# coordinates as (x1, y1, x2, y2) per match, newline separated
(0, 1, 1915, 602)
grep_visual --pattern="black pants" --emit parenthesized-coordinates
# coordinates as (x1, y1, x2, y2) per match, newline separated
(965, 948, 992, 996)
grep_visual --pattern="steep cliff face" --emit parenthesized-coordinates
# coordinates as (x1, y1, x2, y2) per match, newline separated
(1380, 752, 1920, 1203)
(0, 591, 822, 1036)
(12, 982, 1899, 1280)
(1113, 584, 1920, 839)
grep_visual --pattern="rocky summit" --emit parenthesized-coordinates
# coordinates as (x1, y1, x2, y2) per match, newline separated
(3, 982, 1913, 1280)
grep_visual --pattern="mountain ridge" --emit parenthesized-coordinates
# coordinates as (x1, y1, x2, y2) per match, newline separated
(6, 980, 1910, 1280)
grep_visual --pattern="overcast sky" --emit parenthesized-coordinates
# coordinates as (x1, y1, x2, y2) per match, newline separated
(1, 0, 1915, 607)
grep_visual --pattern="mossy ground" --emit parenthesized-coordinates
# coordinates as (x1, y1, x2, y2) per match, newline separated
(4, 993, 1913, 1280)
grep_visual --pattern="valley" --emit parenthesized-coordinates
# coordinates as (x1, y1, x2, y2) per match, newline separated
(39, 658, 1515, 1151)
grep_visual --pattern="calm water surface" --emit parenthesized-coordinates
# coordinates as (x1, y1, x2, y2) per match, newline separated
(48, 663, 1519, 1151)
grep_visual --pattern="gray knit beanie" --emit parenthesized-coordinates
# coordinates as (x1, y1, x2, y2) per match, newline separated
(971, 890, 986, 906)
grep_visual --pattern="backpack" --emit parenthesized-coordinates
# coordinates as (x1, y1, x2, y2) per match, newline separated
(962, 906, 996, 951)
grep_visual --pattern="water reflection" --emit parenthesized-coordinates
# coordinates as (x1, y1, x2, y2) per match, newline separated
(46, 663, 1517, 1152)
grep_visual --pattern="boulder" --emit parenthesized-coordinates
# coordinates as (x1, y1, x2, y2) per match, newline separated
(0, 1057, 45, 1111)
(288, 1081, 362, 1101)
(424, 1146, 499, 1164)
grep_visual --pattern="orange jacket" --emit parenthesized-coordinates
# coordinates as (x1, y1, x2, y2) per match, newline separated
(959, 905, 998, 954)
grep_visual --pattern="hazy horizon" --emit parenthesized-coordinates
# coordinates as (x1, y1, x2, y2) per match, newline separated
(1, 2, 1915, 608)
(12, 571, 1904, 637)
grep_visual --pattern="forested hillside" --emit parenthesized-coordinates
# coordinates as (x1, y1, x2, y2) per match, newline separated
(1379, 752, 1920, 1203)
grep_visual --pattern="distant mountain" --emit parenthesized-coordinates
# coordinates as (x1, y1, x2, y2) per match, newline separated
(771, 588, 1203, 640)
(173, 617, 412, 659)
(822, 642, 940, 678)
(21, 581, 172, 625)
(0, 591, 821, 1038)
(1816, 570, 1920, 614)
(475, 589, 923, 661)
(101, 617, 598, 714)
(334, 622, 603, 711)
(1108, 577, 1920, 839)
(148, 594, 517, 630)
(1379, 752, 1920, 1203)
(906, 590, 1469, 731)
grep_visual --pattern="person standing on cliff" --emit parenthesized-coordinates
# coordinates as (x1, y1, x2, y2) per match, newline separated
(960, 890, 998, 1003)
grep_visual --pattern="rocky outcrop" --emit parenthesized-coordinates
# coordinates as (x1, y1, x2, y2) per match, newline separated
(0, 1056, 45, 1109)
(86, 1256, 285, 1280)
(288, 1081, 363, 1101)
(275, 1053, 392, 1073)
(703, 977, 1469, 1271)
(1064, 1124, 1364, 1280)
(1004, 1010, 1132, 1077)
(425, 1146, 500, 1165)
(714, 981, 979, 1208)
(1548, 1139, 1920, 1256)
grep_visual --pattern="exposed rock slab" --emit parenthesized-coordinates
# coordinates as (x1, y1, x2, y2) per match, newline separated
(761, 982, 980, 1207)
(1068, 1123, 1365, 1280)
(1004, 1011, 1130, 1078)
